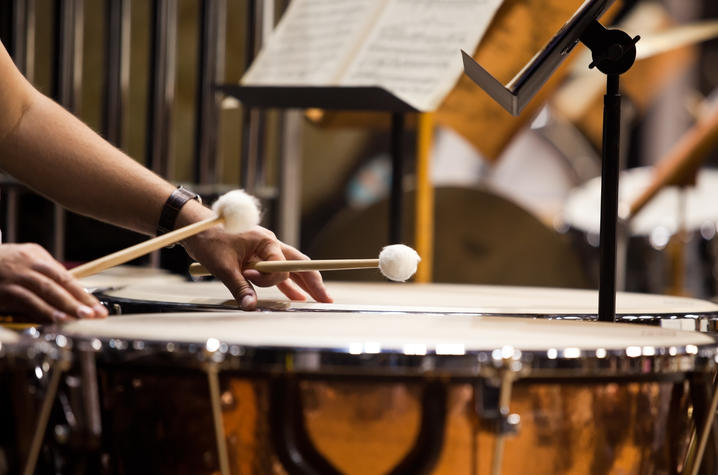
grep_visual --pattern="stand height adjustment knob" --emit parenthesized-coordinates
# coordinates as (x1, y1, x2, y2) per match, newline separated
(581, 21, 639, 76)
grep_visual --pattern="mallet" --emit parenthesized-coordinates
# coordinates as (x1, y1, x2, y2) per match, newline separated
(69, 190, 260, 279)
(189, 244, 422, 282)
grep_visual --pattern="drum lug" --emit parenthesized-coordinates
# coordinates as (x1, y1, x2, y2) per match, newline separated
(474, 380, 521, 436)
(474, 370, 520, 475)
(102, 301, 122, 315)
(498, 412, 521, 436)
(53, 424, 70, 445)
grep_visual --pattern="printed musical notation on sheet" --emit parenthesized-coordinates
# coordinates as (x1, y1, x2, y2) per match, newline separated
(242, 0, 503, 111)
(242, 0, 383, 85)
(343, 0, 502, 110)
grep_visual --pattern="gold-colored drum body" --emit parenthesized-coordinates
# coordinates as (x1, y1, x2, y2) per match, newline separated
(53, 312, 718, 475)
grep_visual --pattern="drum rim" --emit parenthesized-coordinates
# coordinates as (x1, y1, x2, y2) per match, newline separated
(44, 327, 718, 378)
(97, 293, 236, 313)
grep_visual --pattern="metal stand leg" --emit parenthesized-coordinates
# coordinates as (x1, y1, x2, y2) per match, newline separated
(22, 359, 69, 475)
(207, 365, 230, 475)
(103, 0, 130, 147)
(490, 371, 518, 475)
(689, 374, 718, 475)
(598, 74, 621, 322)
(240, 0, 258, 191)
(146, 0, 177, 177)
(195, 0, 226, 184)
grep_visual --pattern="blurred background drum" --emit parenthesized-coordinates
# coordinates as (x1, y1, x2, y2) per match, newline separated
(563, 167, 718, 297)
(51, 312, 718, 475)
(308, 186, 589, 288)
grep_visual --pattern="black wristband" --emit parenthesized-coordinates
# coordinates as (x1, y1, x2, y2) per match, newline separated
(156, 186, 202, 236)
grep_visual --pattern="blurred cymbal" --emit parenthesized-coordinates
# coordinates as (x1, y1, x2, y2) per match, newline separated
(636, 20, 718, 60)
(308, 187, 589, 288)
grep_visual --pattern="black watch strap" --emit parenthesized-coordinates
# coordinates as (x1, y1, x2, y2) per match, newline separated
(156, 186, 202, 236)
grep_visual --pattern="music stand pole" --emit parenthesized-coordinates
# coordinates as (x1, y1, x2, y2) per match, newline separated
(579, 21, 638, 322)
(461, 1, 632, 321)
(597, 73, 621, 322)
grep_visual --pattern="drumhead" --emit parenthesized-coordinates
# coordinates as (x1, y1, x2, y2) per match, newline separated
(564, 167, 718, 236)
(98, 280, 718, 322)
(0, 326, 20, 345)
(78, 265, 186, 291)
(58, 313, 717, 377)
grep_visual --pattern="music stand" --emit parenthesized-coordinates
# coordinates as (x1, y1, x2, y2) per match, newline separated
(217, 85, 417, 246)
(462, 0, 639, 322)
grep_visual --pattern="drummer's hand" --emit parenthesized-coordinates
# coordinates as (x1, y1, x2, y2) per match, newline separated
(182, 225, 332, 310)
(0, 243, 108, 322)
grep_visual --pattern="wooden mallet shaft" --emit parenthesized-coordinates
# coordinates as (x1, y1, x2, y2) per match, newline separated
(70, 215, 224, 279)
(189, 259, 380, 276)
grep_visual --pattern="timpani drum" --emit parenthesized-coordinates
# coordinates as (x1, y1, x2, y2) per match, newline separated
(95, 280, 718, 331)
(563, 167, 718, 297)
(52, 312, 718, 474)
(0, 326, 68, 474)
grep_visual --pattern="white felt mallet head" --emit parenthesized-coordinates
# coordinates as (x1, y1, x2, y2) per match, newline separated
(211, 190, 261, 233)
(378, 244, 421, 282)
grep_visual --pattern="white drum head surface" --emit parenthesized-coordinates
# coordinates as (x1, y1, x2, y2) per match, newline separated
(100, 280, 718, 316)
(564, 167, 718, 236)
(78, 265, 186, 290)
(0, 326, 20, 344)
(62, 313, 713, 353)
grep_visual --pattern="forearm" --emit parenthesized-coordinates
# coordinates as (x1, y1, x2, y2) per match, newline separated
(0, 90, 206, 235)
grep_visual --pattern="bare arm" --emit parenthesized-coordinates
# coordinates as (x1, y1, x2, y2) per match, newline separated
(0, 43, 174, 234)
(0, 42, 330, 321)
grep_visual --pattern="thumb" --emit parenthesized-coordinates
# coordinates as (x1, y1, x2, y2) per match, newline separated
(225, 271, 257, 311)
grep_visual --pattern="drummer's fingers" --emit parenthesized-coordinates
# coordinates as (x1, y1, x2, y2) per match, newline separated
(242, 268, 290, 288)
(218, 268, 258, 311)
(33, 261, 107, 318)
(0, 284, 73, 323)
(290, 271, 332, 303)
(245, 237, 289, 287)
(16, 270, 101, 319)
(276, 279, 307, 301)
(280, 243, 332, 303)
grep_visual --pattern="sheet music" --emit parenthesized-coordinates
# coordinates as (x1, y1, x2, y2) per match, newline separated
(342, 0, 503, 110)
(242, 0, 384, 85)
(243, 0, 504, 111)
